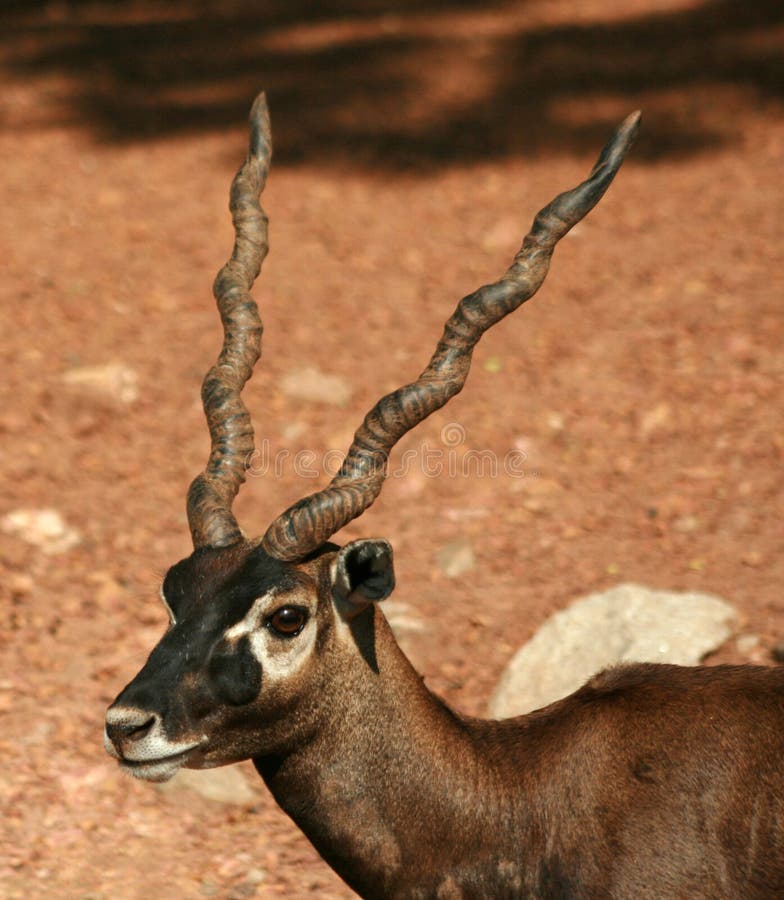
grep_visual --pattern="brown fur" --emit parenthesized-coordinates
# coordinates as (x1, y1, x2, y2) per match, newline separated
(105, 97, 784, 898)
(254, 575, 784, 899)
(108, 545, 784, 898)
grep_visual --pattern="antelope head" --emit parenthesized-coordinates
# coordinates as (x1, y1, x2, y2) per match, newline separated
(104, 94, 640, 784)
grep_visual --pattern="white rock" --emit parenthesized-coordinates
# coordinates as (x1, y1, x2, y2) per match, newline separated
(62, 362, 139, 404)
(1, 508, 80, 554)
(280, 366, 351, 406)
(638, 401, 672, 439)
(157, 765, 259, 805)
(383, 601, 425, 638)
(489, 583, 737, 719)
(736, 633, 761, 656)
(436, 538, 475, 578)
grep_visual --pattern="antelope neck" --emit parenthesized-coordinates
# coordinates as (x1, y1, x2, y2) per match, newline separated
(253, 609, 526, 898)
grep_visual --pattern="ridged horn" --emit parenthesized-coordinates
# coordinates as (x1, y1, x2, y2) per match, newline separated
(186, 93, 271, 549)
(261, 111, 641, 561)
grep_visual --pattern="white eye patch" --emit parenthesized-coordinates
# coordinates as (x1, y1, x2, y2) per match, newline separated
(222, 589, 282, 642)
(219, 588, 317, 682)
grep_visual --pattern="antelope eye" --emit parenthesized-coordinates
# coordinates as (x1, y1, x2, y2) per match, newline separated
(267, 606, 307, 638)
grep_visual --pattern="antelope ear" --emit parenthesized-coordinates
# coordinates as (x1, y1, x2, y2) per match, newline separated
(332, 539, 395, 616)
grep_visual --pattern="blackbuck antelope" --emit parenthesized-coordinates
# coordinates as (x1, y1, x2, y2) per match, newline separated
(105, 94, 784, 898)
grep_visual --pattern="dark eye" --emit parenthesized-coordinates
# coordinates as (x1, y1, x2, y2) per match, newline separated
(267, 606, 307, 638)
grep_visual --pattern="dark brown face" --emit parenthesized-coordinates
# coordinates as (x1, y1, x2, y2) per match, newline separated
(104, 539, 395, 782)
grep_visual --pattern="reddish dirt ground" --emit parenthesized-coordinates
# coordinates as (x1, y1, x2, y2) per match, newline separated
(1, 2, 782, 897)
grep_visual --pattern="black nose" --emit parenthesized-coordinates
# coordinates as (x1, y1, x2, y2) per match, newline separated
(105, 707, 157, 752)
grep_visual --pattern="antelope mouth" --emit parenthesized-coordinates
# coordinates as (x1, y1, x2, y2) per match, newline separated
(119, 745, 202, 783)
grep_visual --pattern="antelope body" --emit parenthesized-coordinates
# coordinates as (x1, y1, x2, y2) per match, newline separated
(105, 95, 784, 898)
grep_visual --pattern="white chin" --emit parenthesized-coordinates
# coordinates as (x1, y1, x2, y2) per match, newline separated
(121, 758, 185, 783)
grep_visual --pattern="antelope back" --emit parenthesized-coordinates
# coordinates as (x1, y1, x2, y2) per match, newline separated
(104, 539, 395, 781)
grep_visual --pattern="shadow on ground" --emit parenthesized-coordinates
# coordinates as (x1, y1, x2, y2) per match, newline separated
(2, 0, 783, 167)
